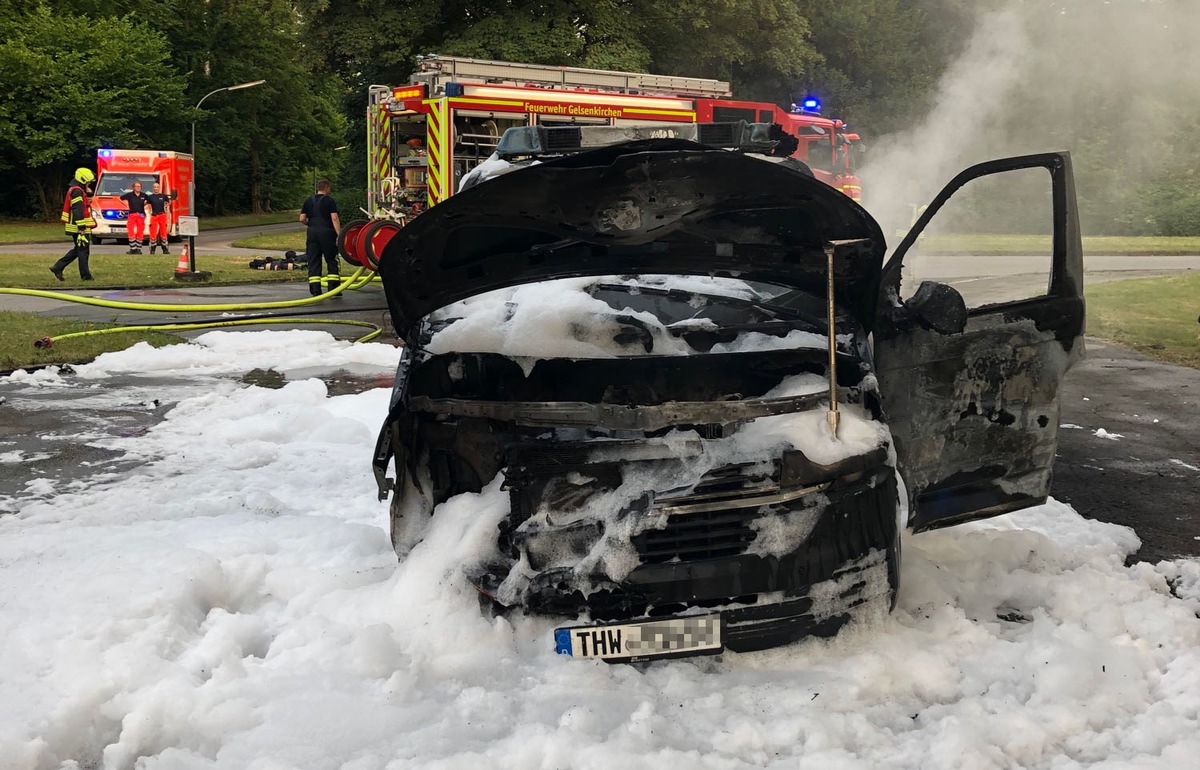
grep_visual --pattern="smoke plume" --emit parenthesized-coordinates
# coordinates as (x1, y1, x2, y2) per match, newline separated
(861, 0, 1200, 241)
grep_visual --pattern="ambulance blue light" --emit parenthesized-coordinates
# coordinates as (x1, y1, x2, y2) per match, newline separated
(99, 149, 113, 157)
(801, 97, 821, 113)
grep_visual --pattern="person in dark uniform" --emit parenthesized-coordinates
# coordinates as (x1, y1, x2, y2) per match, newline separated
(121, 180, 150, 254)
(49, 167, 97, 281)
(300, 179, 342, 296)
(146, 182, 172, 254)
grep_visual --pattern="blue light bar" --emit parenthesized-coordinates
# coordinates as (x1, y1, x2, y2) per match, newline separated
(98, 149, 113, 157)
(801, 96, 821, 113)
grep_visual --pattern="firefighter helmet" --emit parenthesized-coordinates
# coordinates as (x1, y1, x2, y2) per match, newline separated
(74, 168, 96, 185)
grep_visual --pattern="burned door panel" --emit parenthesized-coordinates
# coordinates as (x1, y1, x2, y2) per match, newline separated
(874, 152, 1085, 531)
(875, 298, 1083, 531)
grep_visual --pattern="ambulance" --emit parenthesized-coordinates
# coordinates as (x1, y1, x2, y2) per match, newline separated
(89, 149, 195, 244)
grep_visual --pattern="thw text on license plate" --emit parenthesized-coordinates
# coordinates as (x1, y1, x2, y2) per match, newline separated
(554, 615, 722, 661)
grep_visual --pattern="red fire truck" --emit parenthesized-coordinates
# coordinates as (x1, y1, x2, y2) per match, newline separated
(367, 55, 861, 220)
(90, 149, 194, 244)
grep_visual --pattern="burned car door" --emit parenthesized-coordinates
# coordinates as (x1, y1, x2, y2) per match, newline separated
(873, 153, 1085, 532)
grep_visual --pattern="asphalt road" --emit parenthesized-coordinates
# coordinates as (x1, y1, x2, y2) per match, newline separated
(1054, 339, 1199, 563)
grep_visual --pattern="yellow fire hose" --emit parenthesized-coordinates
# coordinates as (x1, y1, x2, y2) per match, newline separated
(0, 264, 372, 313)
(0, 265, 389, 349)
(36, 317, 383, 346)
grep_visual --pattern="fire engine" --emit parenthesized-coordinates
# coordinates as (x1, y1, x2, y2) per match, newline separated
(90, 149, 195, 244)
(366, 55, 861, 221)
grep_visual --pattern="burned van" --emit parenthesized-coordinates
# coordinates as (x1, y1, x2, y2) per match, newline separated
(369, 124, 1084, 661)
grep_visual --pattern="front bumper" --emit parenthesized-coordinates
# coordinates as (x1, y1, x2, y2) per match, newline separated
(553, 548, 890, 661)
(486, 466, 898, 654)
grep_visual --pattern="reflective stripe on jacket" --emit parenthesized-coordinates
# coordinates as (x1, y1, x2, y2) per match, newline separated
(61, 183, 96, 233)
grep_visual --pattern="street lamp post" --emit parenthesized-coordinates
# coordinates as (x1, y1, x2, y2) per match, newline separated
(187, 79, 266, 274)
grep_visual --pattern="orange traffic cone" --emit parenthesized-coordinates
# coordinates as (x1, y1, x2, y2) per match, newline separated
(174, 244, 191, 274)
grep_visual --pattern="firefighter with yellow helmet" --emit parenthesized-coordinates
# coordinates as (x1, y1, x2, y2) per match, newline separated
(49, 167, 98, 281)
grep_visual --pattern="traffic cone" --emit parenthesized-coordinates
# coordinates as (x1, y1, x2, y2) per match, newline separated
(174, 244, 190, 274)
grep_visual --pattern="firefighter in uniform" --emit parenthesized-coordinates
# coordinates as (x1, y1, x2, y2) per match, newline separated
(299, 179, 342, 296)
(121, 180, 150, 254)
(50, 168, 97, 281)
(146, 182, 172, 254)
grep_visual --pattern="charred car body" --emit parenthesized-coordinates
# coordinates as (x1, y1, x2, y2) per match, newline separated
(371, 123, 1085, 662)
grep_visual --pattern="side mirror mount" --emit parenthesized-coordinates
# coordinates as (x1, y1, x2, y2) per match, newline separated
(906, 281, 967, 335)
(171, 190, 179, 201)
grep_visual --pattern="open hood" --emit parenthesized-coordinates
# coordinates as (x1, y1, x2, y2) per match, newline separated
(378, 140, 887, 340)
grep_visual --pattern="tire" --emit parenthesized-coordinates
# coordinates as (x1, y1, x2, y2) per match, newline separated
(886, 473, 904, 610)
(168, 234, 181, 243)
(91, 236, 103, 245)
(886, 514, 902, 611)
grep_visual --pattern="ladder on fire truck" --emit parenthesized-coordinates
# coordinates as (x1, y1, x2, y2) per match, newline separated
(366, 56, 733, 218)
(409, 54, 733, 99)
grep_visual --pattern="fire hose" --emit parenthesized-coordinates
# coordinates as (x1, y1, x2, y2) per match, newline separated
(0, 219, 404, 349)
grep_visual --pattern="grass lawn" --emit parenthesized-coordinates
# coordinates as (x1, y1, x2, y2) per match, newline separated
(910, 233, 1200, 255)
(0, 211, 299, 245)
(0, 311, 184, 372)
(0, 253, 326, 371)
(1, 253, 306, 289)
(1080, 235, 1200, 256)
(232, 231, 308, 251)
(1085, 273, 1200, 369)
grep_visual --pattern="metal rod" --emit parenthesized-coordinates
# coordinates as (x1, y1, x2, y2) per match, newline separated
(824, 242, 840, 439)
(190, 80, 266, 274)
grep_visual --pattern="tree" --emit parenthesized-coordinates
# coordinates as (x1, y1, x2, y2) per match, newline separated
(181, 0, 347, 214)
(0, 3, 187, 218)
(640, 0, 819, 103)
(0, 0, 348, 218)
(796, 0, 976, 135)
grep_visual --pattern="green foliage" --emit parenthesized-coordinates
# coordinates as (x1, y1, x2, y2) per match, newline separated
(798, 0, 976, 134)
(642, 0, 818, 101)
(182, 0, 348, 214)
(0, 0, 348, 219)
(3, 0, 1198, 235)
(438, 1, 651, 71)
(0, 3, 187, 217)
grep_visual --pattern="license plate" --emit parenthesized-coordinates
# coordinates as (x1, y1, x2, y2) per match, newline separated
(554, 614, 722, 661)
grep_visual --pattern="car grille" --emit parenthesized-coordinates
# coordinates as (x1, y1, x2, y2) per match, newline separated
(634, 462, 778, 563)
(635, 508, 761, 562)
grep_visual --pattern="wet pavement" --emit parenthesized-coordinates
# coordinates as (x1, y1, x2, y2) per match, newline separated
(1053, 339, 1200, 563)
(0, 364, 396, 511)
